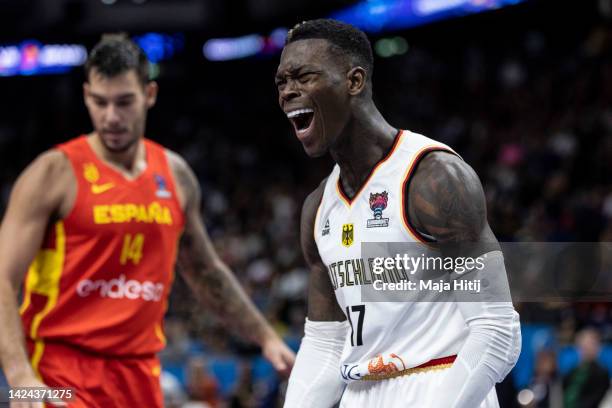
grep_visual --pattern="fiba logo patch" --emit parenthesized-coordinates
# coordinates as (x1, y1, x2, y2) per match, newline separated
(342, 223, 354, 247)
(154, 174, 172, 198)
(367, 191, 389, 228)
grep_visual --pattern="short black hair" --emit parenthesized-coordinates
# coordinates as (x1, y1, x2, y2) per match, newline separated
(85, 33, 149, 86)
(286, 19, 373, 81)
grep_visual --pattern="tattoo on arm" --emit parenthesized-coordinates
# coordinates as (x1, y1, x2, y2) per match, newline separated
(173, 157, 273, 344)
(408, 152, 498, 250)
(301, 183, 346, 322)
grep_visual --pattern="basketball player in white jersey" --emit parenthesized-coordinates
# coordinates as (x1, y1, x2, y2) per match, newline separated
(275, 19, 521, 407)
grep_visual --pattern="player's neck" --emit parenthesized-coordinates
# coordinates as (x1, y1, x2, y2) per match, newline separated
(88, 133, 146, 179)
(330, 105, 397, 198)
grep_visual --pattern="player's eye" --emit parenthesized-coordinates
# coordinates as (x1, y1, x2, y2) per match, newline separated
(116, 99, 133, 107)
(94, 99, 107, 107)
(297, 73, 315, 84)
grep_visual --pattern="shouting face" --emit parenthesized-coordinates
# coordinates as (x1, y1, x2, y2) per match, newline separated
(276, 39, 361, 157)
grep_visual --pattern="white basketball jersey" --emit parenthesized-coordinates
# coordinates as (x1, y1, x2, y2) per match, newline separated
(314, 130, 469, 383)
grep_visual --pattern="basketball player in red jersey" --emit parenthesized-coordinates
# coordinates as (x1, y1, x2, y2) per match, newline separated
(0, 34, 294, 407)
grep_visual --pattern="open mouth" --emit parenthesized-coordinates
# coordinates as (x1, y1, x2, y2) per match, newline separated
(287, 108, 315, 134)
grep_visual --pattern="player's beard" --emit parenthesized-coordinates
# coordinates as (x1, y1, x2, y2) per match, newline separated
(100, 129, 140, 153)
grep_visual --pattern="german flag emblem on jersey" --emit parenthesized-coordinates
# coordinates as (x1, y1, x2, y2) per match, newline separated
(342, 223, 354, 247)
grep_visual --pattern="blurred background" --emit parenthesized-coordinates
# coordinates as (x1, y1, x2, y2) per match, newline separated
(1, 0, 612, 407)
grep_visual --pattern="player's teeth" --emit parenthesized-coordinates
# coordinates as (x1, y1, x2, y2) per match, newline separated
(287, 108, 314, 118)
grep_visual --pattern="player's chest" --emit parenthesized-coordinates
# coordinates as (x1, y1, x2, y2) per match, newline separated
(67, 174, 182, 237)
(316, 190, 406, 257)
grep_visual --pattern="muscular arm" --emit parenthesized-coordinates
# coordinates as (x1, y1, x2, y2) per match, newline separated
(408, 151, 498, 247)
(408, 151, 521, 407)
(283, 184, 348, 408)
(167, 152, 293, 372)
(0, 151, 72, 386)
(301, 183, 346, 322)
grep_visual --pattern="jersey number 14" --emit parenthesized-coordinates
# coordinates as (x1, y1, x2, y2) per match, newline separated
(120, 233, 145, 265)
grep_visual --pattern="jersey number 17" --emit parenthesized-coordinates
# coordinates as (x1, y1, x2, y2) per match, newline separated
(346, 304, 365, 346)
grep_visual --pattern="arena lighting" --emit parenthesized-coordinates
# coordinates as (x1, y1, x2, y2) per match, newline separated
(374, 37, 409, 57)
(203, 34, 263, 61)
(202, 28, 288, 61)
(0, 33, 181, 77)
(133, 33, 184, 63)
(269, 27, 288, 49)
(331, 0, 529, 33)
(202, 0, 527, 61)
(0, 41, 87, 77)
(516, 389, 535, 406)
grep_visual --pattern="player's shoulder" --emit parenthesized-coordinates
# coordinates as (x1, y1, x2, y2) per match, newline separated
(417, 149, 462, 169)
(398, 129, 466, 179)
(301, 178, 327, 226)
(163, 148, 189, 172)
(162, 148, 199, 210)
(414, 150, 474, 186)
(10, 149, 74, 213)
(397, 129, 456, 156)
(163, 148, 197, 186)
(25, 149, 73, 183)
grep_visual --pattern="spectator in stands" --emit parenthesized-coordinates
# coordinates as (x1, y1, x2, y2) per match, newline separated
(531, 349, 563, 408)
(563, 328, 610, 408)
(186, 355, 222, 408)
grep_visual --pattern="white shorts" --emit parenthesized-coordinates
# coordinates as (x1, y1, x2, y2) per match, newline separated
(339, 368, 499, 408)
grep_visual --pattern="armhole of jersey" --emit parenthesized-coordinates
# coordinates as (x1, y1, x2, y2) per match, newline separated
(313, 194, 324, 245)
(153, 144, 186, 227)
(54, 146, 80, 223)
(400, 147, 457, 244)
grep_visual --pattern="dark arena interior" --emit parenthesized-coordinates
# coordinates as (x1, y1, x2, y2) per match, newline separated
(0, 0, 612, 407)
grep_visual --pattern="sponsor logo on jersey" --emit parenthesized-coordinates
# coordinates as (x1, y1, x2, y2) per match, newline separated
(84, 162, 116, 194)
(342, 223, 354, 247)
(367, 191, 389, 228)
(91, 182, 115, 194)
(93, 201, 173, 225)
(76, 274, 164, 302)
(322, 219, 330, 236)
(154, 174, 172, 198)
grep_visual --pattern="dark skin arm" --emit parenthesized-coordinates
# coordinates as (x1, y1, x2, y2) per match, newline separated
(166, 151, 294, 374)
(408, 151, 519, 408)
(407, 151, 500, 252)
(300, 181, 346, 322)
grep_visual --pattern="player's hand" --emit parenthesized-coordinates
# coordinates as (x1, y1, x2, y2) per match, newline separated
(8, 372, 67, 408)
(261, 334, 296, 377)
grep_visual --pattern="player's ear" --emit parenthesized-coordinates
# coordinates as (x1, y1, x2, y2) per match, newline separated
(347, 66, 367, 96)
(145, 81, 158, 108)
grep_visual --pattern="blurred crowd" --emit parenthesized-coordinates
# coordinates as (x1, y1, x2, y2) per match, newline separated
(1, 2, 612, 407)
(158, 18, 612, 406)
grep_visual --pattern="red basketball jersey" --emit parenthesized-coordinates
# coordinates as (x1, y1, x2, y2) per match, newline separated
(20, 136, 184, 357)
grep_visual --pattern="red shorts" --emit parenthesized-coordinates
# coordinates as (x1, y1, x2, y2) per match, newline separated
(26, 339, 163, 408)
